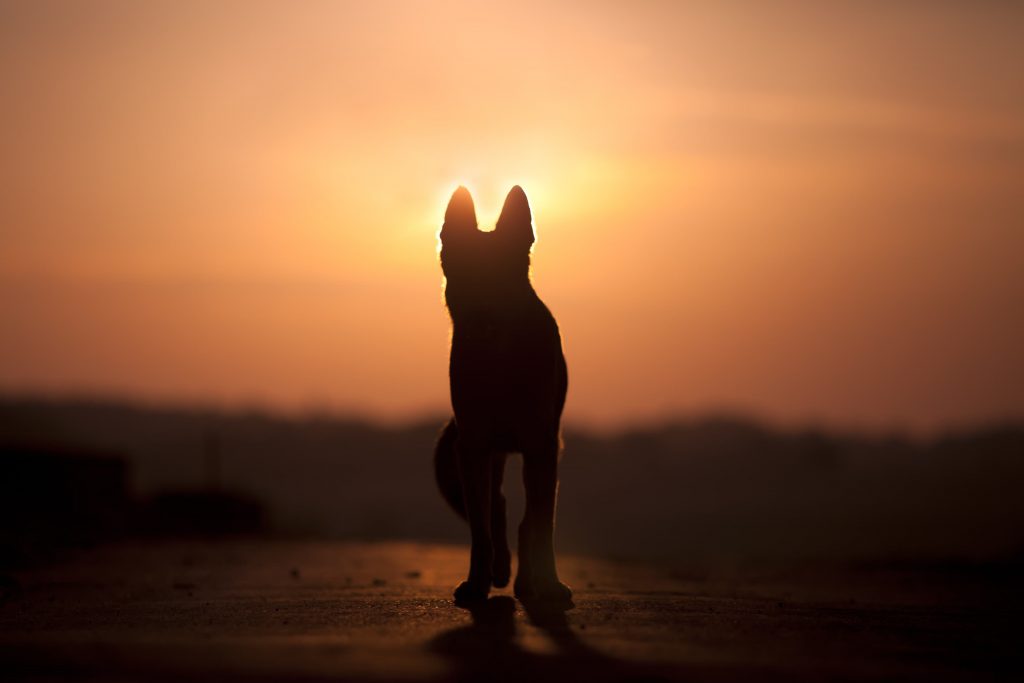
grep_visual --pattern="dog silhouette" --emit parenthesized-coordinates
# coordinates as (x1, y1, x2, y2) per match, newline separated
(434, 186, 572, 607)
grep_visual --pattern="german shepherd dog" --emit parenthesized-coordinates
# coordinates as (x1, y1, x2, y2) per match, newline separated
(435, 186, 572, 606)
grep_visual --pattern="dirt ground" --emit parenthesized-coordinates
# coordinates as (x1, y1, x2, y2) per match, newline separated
(0, 541, 1019, 682)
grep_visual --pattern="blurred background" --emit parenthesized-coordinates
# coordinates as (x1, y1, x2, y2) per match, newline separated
(1, 1, 1022, 570)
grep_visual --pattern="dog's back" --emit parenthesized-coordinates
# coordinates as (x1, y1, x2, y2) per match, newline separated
(435, 186, 572, 606)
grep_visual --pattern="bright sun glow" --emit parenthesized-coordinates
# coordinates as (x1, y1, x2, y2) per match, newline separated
(1, 1, 1022, 431)
(438, 176, 553, 234)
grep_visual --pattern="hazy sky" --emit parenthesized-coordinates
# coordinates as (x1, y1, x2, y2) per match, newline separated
(1, 1, 1022, 431)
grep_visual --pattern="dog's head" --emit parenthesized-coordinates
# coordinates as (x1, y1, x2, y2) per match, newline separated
(439, 186, 535, 312)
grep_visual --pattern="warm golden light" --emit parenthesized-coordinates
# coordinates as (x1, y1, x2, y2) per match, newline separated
(1, 2, 1022, 432)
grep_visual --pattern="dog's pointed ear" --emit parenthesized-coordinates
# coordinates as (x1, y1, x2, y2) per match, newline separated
(441, 186, 477, 243)
(495, 185, 534, 248)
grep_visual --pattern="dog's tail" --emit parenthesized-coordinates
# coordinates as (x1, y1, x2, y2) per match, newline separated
(434, 418, 466, 520)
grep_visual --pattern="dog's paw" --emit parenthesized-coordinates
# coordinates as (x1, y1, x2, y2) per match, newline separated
(453, 579, 490, 605)
(514, 576, 574, 609)
(533, 580, 573, 608)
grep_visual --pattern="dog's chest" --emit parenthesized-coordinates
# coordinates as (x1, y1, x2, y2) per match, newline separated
(452, 317, 516, 357)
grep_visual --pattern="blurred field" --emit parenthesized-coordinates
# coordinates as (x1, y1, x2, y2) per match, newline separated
(2, 397, 1022, 566)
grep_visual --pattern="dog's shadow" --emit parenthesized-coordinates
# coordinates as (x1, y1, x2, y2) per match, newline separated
(428, 597, 667, 683)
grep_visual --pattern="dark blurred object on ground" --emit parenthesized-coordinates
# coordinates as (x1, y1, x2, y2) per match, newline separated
(0, 444, 128, 567)
(137, 490, 265, 537)
(0, 432, 267, 569)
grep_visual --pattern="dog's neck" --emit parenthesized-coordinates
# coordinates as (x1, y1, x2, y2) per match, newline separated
(445, 278, 539, 324)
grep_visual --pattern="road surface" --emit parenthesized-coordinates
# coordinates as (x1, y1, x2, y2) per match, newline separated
(0, 541, 1019, 681)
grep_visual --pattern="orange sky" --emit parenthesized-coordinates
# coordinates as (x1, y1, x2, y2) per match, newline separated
(1, 1, 1022, 432)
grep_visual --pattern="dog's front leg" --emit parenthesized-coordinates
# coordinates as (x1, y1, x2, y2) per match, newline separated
(515, 437, 573, 607)
(453, 431, 493, 603)
(490, 453, 512, 588)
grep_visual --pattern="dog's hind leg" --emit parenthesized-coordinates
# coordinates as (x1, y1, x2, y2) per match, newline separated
(490, 453, 512, 588)
(514, 436, 573, 607)
(453, 430, 493, 603)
